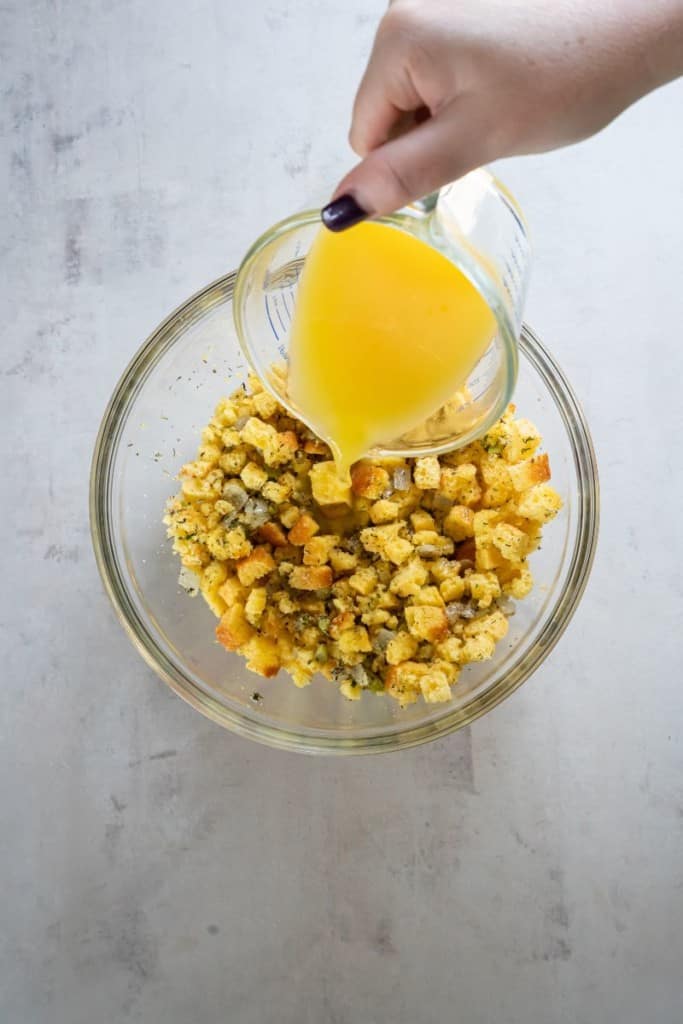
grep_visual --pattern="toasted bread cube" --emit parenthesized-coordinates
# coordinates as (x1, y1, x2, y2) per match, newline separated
(465, 609, 509, 641)
(438, 464, 482, 506)
(257, 521, 289, 548)
(439, 575, 466, 603)
(389, 558, 429, 598)
(253, 390, 280, 419)
(410, 510, 436, 532)
(236, 546, 276, 586)
(240, 461, 268, 492)
(244, 587, 268, 626)
(503, 564, 534, 599)
(221, 428, 242, 449)
(310, 461, 352, 508)
(461, 633, 496, 663)
(218, 574, 247, 607)
(265, 430, 299, 467)
(385, 662, 427, 706)
(419, 670, 452, 704)
(468, 572, 501, 608)
(302, 535, 337, 566)
(361, 608, 391, 627)
(348, 567, 378, 596)
(200, 571, 228, 617)
(505, 418, 541, 462)
(241, 416, 277, 451)
(288, 512, 320, 546)
(369, 499, 400, 524)
(262, 479, 292, 505)
(243, 635, 280, 677)
(219, 448, 248, 475)
(216, 604, 254, 651)
(443, 505, 475, 541)
(411, 530, 441, 548)
(475, 544, 504, 571)
(289, 565, 333, 591)
(490, 522, 529, 561)
(404, 605, 449, 642)
(329, 548, 358, 574)
(360, 523, 400, 556)
(436, 636, 463, 663)
(207, 526, 252, 562)
(508, 453, 551, 492)
(385, 537, 414, 565)
(514, 483, 562, 522)
(414, 456, 441, 489)
(480, 456, 514, 507)
(337, 626, 372, 657)
(214, 398, 239, 427)
(351, 462, 390, 500)
(279, 504, 301, 529)
(410, 586, 444, 608)
(385, 631, 419, 665)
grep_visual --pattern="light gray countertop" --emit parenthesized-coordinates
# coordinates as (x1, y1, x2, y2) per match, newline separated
(3, 2, 683, 1022)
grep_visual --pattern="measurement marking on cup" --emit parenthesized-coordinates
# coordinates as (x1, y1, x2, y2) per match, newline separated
(264, 294, 279, 341)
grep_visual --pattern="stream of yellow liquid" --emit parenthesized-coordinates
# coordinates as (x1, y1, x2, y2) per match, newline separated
(288, 221, 496, 479)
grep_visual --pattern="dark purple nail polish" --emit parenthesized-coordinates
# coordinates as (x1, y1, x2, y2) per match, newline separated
(321, 194, 368, 232)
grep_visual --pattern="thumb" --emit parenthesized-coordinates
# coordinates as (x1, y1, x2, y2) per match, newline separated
(322, 102, 487, 230)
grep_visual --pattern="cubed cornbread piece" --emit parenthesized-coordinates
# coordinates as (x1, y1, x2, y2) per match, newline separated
(413, 456, 441, 489)
(404, 605, 449, 642)
(389, 558, 429, 597)
(438, 464, 482, 506)
(240, 461, 268, 491)
(514, 484, 563, 522)
(419, 669, 452, 703)
(243, 636, 280, 677)
(337, 626, 372, 657)
(490, 522, 529, 561)
(351, 462, 390, 500)
(289, 565, 333, 591)
(218, 574, 247, 606)
(464, 608, 509, 641)
(244, 587, 268, 626)
(386, 631, 419, 666)
(257, 521, 288, 547)
(410, 510, 436, 532)
(504, 418, 541, 462)
(385, 662, 428, 706)
(288, 512, 320, 545)
(216, 604, 254, 651)
(436, 636, 463, 663)
(303, 535, 338, 566)
(310, 461, 352, 508)
(507, 453, 551, 492)
(348, 567, 378, 596)
(369, 499, 400, 524)
(443, 504, 475, 541)
(207, 526, 252, 562)
(503, 564, 534, 598)
(410, 585, 444, 607)
(329, 548, 358, 574)
(253, 390, 279, 419)
(236, 546, 276, 586)
(468, 572, 501, 608)
(461, 633, 496, 663)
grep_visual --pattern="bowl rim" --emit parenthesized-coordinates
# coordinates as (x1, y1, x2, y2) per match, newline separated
(90, 270, 600, 755)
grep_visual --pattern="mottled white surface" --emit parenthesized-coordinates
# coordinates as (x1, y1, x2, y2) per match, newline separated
(2, 2, 683, 1021)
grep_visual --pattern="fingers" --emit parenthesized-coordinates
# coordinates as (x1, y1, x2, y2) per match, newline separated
(326, 100, 489, 224)
(348, 12, 423, 156)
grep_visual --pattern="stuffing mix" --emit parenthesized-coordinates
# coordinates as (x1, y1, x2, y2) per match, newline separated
(164, 374, 562, 705)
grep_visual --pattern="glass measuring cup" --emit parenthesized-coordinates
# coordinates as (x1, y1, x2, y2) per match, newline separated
(233, 168, 530, 457)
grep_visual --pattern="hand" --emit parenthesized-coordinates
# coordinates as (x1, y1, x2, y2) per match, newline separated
(322, 0, 683, 229)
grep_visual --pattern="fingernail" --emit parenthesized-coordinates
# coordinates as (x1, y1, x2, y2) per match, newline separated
(321, 194, 368, 232)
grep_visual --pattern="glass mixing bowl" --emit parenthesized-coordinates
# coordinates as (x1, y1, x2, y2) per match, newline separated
(90, 270, 599, 755)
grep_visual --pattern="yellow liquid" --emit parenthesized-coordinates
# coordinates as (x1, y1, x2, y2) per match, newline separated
(288, 221, 496, 478)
